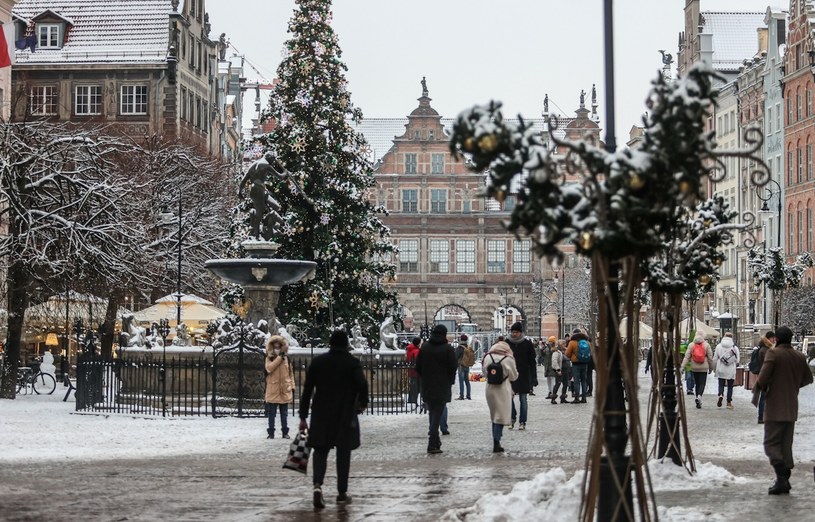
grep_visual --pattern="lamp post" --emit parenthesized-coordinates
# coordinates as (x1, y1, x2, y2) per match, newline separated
(757, 178, 782, 327)
(175, 188, 183, 326)
(553, 267, 566, 338)
(157, 318, 171, 417)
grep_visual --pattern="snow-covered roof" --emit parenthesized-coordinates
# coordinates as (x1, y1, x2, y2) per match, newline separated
(154, 294, 215, 305)
(701, 11, 765, 72)
(351, 117, 568, 162)
(12, 0, 171, 65)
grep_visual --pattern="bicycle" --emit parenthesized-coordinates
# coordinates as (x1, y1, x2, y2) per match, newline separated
(16, 359, 57, 395)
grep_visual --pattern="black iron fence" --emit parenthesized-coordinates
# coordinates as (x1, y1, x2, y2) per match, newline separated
(75, 350, 422, 417)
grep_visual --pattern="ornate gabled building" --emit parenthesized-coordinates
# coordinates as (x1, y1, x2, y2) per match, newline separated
(366, 84, 600, 338)
(9, 0, 242, 159)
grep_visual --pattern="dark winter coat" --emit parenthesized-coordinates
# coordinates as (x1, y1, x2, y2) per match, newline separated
(755, 343, 813, 422)
(752, 336, 773, 374)
(415, 331, 457, 404)
(507, 334, 538, 394)
(298, 347, 369, 450)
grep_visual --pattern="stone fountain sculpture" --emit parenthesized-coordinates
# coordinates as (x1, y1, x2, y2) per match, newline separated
(205, 152, 316, 328)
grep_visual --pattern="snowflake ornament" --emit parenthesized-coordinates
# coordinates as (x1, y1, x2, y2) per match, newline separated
(320, 214, 330, 225)
(292, 136, 307, 154)
(283, 222, 295, 236)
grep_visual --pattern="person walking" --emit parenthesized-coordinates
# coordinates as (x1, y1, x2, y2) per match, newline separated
(754, 326, 813, 495)
(455, 335, 474, 400)
(679, 338, 694, 395)
(542, 336, 557, 399)
(549, 341, 564, 405)
(565, 328, 592, 403)
(483, 340, 518, 453)
(713, 332, 739, 409)
(265, 335, 295, 439)
(406, 337, 421, 408)
(750, 331, 775, 424)
(415, 324, 457, 454)
(298, 330, 369, 509)
(681, 334, 714, 409)
(506, 322, 537, 430)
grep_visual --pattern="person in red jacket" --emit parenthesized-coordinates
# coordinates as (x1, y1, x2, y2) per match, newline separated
(406, 337, 421, 407)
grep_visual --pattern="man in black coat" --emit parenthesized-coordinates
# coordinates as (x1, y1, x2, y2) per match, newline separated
(299, 329, 368, 508)
(415, 324, 457, 454)
(507, 321, 538, 430)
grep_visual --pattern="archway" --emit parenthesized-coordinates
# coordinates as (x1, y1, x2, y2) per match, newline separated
(433, 303, 472, 327)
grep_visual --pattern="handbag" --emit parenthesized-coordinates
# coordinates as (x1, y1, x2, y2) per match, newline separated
(282, 431, 311, 474)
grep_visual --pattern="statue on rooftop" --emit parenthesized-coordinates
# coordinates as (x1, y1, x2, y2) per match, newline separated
(421, 76, 428, 97)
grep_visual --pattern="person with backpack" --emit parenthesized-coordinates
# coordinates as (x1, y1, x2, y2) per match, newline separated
(679, 337, 694, 395)
(507, 322, 537, 430)
(713, 332, 739, 409)
(542, 336, 557, 399)
(565, 328, 592, 404)
(455, 334, 474, 400)
(483, 340, 518, 453)
(750, 331, 775, 424)
(680, 333, 714, 408)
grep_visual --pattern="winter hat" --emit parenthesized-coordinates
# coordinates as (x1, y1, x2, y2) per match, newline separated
(510, 322, 524, 333)
(460, 334, 468, 342)
(548, 336, 557, 343)
(572, 328, 583, 335)
(329, 329, 350, 350)
(432, 324, 448, 336)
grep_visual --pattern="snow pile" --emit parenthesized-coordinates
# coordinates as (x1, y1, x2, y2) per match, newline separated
(440, 460, 746, 521)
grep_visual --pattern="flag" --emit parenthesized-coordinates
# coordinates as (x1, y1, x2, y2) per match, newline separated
(0, 24, 12, 67)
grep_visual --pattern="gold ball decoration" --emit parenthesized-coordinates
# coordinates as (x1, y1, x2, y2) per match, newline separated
(698, 274, 711, 285)
(703, 219, 712, 228)
(679, 180, 692, 194)
(713, 258, 722, 266)
(463, 137, 476, 152)
(477, 134, 498, 153)
(629, 173, 645, 191)
(579, 231, 594, 250)
(494, 190, 506, 203)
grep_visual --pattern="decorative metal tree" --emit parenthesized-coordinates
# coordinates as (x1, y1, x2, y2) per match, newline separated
(450, 63, 768, 521)
(748, 247, 813, 328)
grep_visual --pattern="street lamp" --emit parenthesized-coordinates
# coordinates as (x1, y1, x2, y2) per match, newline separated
(757, 178, 783, 327)
(552, 267, 566, 338)
(157, 318, 171, 417)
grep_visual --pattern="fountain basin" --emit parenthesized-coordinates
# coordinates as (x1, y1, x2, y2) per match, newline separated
(204, 259, 316, 287)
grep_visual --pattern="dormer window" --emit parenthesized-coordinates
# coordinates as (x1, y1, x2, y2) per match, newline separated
(38, 24, 61, 49)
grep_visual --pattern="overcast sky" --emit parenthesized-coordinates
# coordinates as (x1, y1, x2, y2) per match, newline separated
(206, 0, 784, 145)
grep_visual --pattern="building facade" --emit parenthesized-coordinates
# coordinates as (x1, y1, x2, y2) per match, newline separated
(9, 0, 241, 159)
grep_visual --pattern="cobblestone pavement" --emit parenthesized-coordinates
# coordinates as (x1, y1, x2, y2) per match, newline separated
(1, 370, 813, 521)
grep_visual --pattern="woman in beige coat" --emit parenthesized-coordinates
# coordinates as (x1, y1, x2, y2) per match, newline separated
(265, 335, 295, 439)
(483, 341, 518, 453)
(681, 334, 714, 409)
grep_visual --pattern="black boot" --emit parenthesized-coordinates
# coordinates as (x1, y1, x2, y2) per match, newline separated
(493, 439, 504, 453)
(768, 464, 791, 495)
(282, 428, 290, 439)
(266, 428, 274, 439)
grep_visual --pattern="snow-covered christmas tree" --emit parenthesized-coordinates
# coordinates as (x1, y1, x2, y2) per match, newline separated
(748, 246, 813, 327)
(244, 0, 396, 339)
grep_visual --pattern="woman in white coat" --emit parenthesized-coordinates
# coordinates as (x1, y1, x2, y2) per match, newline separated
(483, 341, 518, 453)
(713, 332, 739, 409)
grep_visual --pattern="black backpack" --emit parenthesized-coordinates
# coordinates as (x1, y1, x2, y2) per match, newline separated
(748, 347, 762, 374)
(486, 354, 508, 384)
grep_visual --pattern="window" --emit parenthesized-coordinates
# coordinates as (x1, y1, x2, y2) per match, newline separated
(29, 85, 57, 115)
(776, 102, 781, 130)
(788, 150, 794, 185)
(809, 207, 813, 251)
(456, 240, 475, 273)
(120, 85, 148, 115)
(37, 24, 60, 49)
(75, 85, 101, 115)
(189, 35, 195, 66)
(809, 144, 813, 180)
(504, 195, 516, 212)
(798, 210, 804, 253)
(789, 97, 793, 123)
(429, 240, 449, 273)
(399, 239, 418, 272)
(797, 94, 803, 121)
(402, 189, 418, 213)
(808, 88, 813, 117)
(487, 240, 506, 273)
(431, 153, 444, 174)
(181, 87, 187, 121)
(798, 148, 804, 183)
(512, 239, 531, 273)
(788, 211, 794, 253)
(462, 200, 471, 213)
(767, 107, 773, 134)
(430, 189, 447, 213)
(405, 153, 417, 174)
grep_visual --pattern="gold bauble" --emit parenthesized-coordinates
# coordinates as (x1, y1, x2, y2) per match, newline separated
(463, 137, 476, 152)
(580, 231, 594, 250)
(679, 180, 693, 194)
(698, 274, 711, 285)
(703, 219, 712, 227)
(478, 134, 498, 153)
(629, 173, 645, 191)
(713, 258, 722, 266)
(495, 190, 506, 203)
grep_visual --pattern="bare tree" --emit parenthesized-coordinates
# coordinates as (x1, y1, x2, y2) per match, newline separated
(780, 285, 815, 339)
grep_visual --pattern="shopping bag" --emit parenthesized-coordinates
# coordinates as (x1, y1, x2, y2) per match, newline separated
(282, 431, 311, 474)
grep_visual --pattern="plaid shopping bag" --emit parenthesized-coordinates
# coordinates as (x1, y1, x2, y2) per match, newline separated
(282, 431, 311, 474)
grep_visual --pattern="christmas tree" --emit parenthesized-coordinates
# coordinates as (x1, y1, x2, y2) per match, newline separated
(246, 0, 396, 340)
